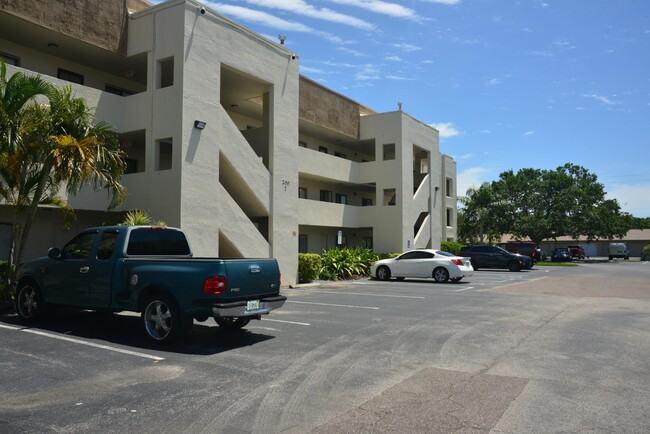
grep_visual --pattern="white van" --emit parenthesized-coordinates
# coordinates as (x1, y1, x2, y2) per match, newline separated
(608, 243, 629, 260)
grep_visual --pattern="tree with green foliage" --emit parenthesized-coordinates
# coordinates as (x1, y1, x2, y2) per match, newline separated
(460, 164, 632, 246)
(458, 182, 503, 244)
(1, 62, 126, 294)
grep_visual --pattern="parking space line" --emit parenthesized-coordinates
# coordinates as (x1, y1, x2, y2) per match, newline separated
(1, 324, 164, 362)
(286, 300, 379, 310)
(264, 318, 311, 326)
(454, 286, 474, 292)
(285, 289, 425, 300)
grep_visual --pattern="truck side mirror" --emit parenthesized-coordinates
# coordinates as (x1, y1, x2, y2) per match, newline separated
(48, 247, 62, 259)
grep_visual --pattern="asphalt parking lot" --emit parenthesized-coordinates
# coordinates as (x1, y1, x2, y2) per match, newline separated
(1, 261, 649, 433)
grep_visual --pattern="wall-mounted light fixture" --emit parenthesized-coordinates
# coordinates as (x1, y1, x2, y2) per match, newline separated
(194, 120, 206, 130)
(434, 186, 440, 191)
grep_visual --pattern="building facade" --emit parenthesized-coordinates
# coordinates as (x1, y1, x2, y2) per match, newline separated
(0, 0, 457, 284)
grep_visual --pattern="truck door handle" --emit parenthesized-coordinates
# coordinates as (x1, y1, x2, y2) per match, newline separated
(80, 266, 90, 274)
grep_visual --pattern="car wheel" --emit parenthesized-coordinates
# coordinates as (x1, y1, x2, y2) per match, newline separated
(376, 266, 391, 281)
(16, 281, 45, 322)
(215, 317, 251, 329)
(432, 267, 449, 282)
(450, 277, 462, 283)
(508, 261, 521, 272)
(142, 294, 181, 344)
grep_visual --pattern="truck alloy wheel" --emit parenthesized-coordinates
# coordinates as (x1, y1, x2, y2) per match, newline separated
(16, 282, 44, 321)
(142, 295, 180, 343)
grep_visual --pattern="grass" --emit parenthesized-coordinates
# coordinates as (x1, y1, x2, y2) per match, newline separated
(536, 261, 579, 267)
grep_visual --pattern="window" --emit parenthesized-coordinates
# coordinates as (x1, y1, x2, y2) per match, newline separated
(362, 236, 373, 249)
(298, 187, 308, 199)
(158, 57, 174, 88)
(420, 158, 429, 174)
(156, 138, 173, 171)
(383, 188, 396, 206)
(320, 190, 332, 202)
(299, 234, 308, 253)
(127, 228, 190, 256)
(1, 52, 20, 66)
(362, 198, 373, 206)
(62, 232, 97, 260)
(105, 84, 133, 96)
(383, 143, 395, 160)
(97, 231, 119, 261)
(57, 68, 84, 85)
(446, 178, 453, 197)
(299, 141, 307, 148)
(319, 146, 328, 154)
(125, 158, 138, 174)
(446, 208, 453, 227)
(335, 193, 347, 204)
(335, 151, 347, 159)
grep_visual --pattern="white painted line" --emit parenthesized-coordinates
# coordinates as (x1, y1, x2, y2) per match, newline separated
(287, 289, 425, 300)
(2, 325, 164, 361)
(286, 300, 379, 310)
(454, 286, 474, 292)
(263, 318, 311, 326)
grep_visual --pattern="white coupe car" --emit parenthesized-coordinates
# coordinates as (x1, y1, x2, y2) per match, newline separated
(370, 249, 474, 283)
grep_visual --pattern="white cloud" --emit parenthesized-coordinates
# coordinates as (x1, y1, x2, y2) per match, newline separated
(523, 130, 535, 136)
(457, 167, 491, 198)
(430, 122, 460, 138)
(234, 0, 374, 30)
(460, 153, 476, 160)
(486, 78, 500, 86)
(356, 66, 381, 80)
(337, 46, 365, 57)
(421, 0, 461, 4)
(583, 93, 622, 105)
(392, 42, 422, 52)
(385, 55, 402, 61)
(479, 129, 491, 134)
(385, 75, 414, 81)
(606, 183, 650, 218)
(328, 0, 422, 21)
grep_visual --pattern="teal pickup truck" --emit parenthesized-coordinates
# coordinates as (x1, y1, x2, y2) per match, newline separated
(14, 226, 285, 343)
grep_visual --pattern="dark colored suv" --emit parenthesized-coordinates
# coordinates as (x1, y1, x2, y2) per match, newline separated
(459, 245, 533, 271)
(504, 241, 540, 262)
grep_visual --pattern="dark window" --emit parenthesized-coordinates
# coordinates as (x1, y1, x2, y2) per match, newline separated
(299, 141, 307, 148)
(362, 236, 373, 249)
(298, 187, 307, 199)
(320, 190, 332, 202)
(105, 84, 133, 96)
(126, 228, 190, 256)
(97, 231, 119, 260)
(57, 68, 84, 85)
(475, 246, 488, 253)
(335, 193, 347, 204)
(299, 234, 308, 253)
(62, 232, 97, 260)
(1, 52, 20, 66)
(362, 198, 373, 206)
(383, 143, 395, 160)
(335, 151, 347, 159)
(125, 158, 138, 174)
(319, 146, 328, 154)
(158, 57, 174, 88)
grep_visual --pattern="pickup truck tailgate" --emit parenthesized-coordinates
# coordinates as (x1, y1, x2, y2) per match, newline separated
(222, 259, 280, 299)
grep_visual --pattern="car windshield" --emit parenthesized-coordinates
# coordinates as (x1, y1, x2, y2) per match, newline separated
(435, 250, 456, 257)
(496, 246, 509, 254)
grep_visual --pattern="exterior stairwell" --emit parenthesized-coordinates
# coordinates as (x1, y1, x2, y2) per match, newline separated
(413, 174, 431, 248)
(218, 184, 270, 258)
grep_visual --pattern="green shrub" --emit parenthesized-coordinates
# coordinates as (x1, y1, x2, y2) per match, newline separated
(440, 241, 463, 255)
(0, 261, 16, 302)
(378, 252, 401, 260)
(643, 244, 650, 253)
(319, 247, 379, 280)
(298, 253, 321, 283)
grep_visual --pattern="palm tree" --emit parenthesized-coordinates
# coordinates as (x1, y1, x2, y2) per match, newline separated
(1, 80, 126, 294)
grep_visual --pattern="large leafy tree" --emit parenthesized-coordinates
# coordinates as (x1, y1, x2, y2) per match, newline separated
(459, 163, 631, 246)
(459, 182, 502, 243)
(1, 62, 126, 293)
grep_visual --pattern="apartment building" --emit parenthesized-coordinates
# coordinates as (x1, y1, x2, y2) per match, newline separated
(0, 0, 457, 284)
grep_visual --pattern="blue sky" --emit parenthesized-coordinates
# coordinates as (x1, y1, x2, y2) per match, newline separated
(153, 0, 650, 217)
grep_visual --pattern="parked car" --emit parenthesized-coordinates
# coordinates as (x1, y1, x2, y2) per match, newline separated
(504, 241, 540, 262)
(567, 245, 585, 259)
(458, 245, 532, 271)
(371, 249, 473, 283)
(551, 247, 572, 262)
(608, 243, 629, 260)
(14, 226, 285, 343)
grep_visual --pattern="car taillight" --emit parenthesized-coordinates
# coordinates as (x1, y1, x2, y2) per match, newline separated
(451, 259, 463, 266)
(204, 275, 226, 295)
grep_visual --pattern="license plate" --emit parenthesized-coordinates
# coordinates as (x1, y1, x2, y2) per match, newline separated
(247, 300, 260, 310)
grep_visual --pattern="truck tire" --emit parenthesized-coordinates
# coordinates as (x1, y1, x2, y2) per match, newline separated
(215, 317, 251, 329)
(16, 281, 45, 322)
(142, 294, 181, 344)
(508, 261, 521, 272)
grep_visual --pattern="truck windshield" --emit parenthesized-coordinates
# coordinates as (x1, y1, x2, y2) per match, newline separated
(126, 228, 190, 256)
